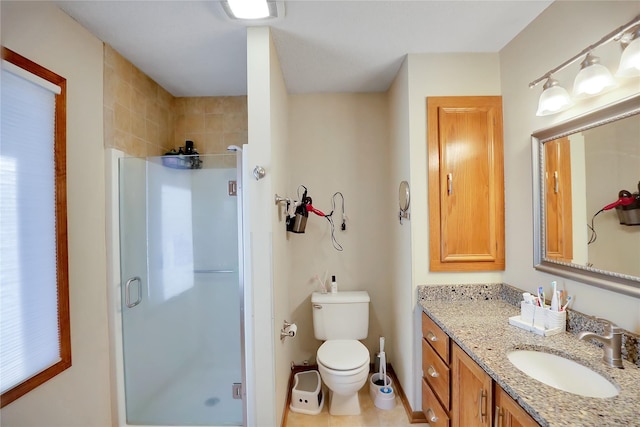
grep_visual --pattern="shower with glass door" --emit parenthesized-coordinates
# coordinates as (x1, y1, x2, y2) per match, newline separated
(117, 152, 245, 426)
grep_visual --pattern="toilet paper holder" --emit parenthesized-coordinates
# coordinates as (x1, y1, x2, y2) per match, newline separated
(280, 320, 297, 340)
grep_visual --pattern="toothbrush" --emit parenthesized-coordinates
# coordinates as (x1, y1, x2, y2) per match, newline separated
(561, 295, 573, 311)
(550, 281, 559, 312)
(538, 286, 545, 308)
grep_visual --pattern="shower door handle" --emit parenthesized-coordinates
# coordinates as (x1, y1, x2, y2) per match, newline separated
(125, 277, 142, 308)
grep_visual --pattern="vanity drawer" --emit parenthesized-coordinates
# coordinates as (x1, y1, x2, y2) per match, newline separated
(422, 312, 450, 362)
(422, 338, 450, 409)
(422, 378, 450, 427)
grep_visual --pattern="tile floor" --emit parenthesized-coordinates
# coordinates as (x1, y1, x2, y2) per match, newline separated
(285, 375, 429, 427)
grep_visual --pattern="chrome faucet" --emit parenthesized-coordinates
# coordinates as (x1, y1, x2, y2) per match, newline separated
(578, 318, 623, 369)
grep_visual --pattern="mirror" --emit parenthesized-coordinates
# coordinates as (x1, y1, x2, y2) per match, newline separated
(532, 93, 640, 298)
(398, 181, 410, 224)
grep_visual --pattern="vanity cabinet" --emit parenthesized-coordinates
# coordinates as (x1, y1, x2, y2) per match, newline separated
(421, 312, 451, 426)
(421, 312, 539, 427)
(493, 386, 540, 427)
(427, 96, 505, 272)
(451, 343, 492, 427)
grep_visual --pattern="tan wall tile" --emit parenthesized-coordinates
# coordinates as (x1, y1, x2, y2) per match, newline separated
(224, 132, 248, 148)
(205, 114, 224, 132)
(104, 46, 246, 158)
(184, 114, 205, 133)
(114, 103, 131, 133)
(115, 79, 132, 110)
(203, 97, 225, 114)
(223, 96, 247, 114)
(224, 112, 248, 133)
(131, 88, 147, 117)
(103, 65, 116, 109)
(131, 112, 146, 140)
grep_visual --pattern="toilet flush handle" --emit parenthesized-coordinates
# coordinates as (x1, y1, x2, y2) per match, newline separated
(313, 304, 322, 309)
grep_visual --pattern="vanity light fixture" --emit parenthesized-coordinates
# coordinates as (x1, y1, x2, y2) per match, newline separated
(530, 14, 640, 116)
(221, 0, 284, 21)
(536, 77, 573, 116)
(617, 28, 640, 77)
(572, 53, 617, 98)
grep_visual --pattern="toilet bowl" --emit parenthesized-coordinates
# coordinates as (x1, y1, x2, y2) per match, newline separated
(316, 339, 370, 415)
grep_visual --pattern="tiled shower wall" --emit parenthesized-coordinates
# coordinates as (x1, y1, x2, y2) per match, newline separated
(104, 44, 247, 157)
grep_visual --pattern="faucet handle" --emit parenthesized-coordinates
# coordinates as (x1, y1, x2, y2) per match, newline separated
(595, 317, 622, 333)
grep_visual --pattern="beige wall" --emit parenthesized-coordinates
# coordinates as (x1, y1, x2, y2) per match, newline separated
(245, 26, 281, 426)
(500, 0, 640, 334)
(1, 2, 112, 426)
(388, 53, 503, 409)
(285, 93, 392, 366)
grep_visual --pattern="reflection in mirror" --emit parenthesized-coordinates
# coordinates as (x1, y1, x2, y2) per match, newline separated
(532, 94, 640, 297)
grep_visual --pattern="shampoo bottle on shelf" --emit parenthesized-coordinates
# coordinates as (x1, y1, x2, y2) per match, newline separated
(331, 275, 338, 294)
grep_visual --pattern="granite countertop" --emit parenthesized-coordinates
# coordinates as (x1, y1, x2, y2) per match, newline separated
(419, 297, 640, 426)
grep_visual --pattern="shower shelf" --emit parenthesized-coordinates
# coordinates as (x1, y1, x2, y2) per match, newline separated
(162, 155, 202, 170)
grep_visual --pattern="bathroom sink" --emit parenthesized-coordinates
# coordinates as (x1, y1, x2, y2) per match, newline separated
(506, 350, 618, 398)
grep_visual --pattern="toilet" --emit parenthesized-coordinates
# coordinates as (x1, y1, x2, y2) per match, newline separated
(311, 291, 370, 415)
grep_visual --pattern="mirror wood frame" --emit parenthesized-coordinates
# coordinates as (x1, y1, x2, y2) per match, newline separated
(532, 93, 640, 298)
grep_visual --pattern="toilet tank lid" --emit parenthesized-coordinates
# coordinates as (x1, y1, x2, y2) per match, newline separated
(311, 291, 370, 304)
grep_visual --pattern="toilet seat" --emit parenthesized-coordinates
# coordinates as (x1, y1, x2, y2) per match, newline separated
(317, 340, 369, 371)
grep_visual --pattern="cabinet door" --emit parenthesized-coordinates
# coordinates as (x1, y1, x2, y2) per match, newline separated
(544, 137, 573, 262)
(451, 344, 492, 427)
(427, 96, 505, 271)
(494, 386, 539, 427)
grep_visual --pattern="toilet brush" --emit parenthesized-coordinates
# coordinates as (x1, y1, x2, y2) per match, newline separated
(374, 337, 386, 386)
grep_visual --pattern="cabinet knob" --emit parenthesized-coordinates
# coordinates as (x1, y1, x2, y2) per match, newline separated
(426, 331, 438, 342)
(426, 408, 438, 423)
(427, 365, 439, 378)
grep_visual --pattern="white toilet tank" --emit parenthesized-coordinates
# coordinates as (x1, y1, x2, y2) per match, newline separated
(311, 291, 370, 340)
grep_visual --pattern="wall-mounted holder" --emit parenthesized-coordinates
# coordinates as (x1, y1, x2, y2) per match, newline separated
(398, 181, 410, 224)
(280, 320, 297, 340)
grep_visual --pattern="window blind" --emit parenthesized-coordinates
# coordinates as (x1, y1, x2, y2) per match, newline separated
(0, 66, 61, 393)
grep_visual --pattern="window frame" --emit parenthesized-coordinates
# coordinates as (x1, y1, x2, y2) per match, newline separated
(1, 47, 71, 408)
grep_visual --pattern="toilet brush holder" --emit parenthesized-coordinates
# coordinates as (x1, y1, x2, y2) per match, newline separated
(369, 373, 393, 404)
(374, 386, 396, 410)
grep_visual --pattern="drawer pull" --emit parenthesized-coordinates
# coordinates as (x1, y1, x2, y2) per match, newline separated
(478, 388, 487, 423)
(426, 408, 438, 423)
(427, 365, 439, 378)
(494, 406, 503, 427)
(426, 331, 438, 342)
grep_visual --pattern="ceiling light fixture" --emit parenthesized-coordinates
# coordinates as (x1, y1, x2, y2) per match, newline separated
(529, 14, 640, 116)
(222, 0, 284, 21)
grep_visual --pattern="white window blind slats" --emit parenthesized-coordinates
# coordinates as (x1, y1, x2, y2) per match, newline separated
(0, 67, 61, 394)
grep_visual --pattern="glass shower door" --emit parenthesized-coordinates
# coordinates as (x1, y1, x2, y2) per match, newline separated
(119, 154, 243, 426)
